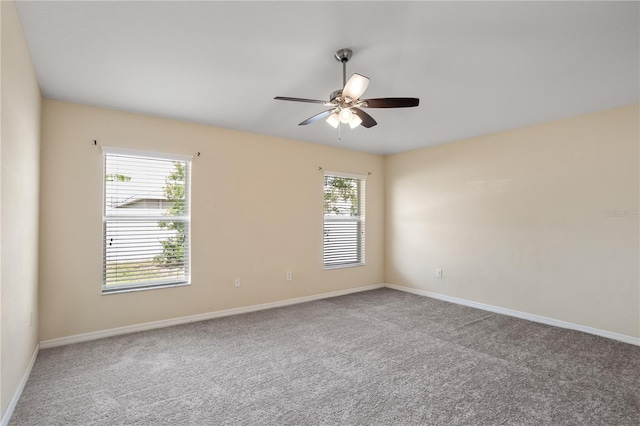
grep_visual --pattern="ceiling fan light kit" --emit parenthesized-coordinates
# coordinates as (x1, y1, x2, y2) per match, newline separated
(326, 113, 340, 128)
(339, 108, 354, 123)
(275, 48, 419, 130)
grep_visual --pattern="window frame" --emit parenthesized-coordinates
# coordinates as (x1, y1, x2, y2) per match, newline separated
(101, 146, 192, 294)
(322, 170, 366, 270)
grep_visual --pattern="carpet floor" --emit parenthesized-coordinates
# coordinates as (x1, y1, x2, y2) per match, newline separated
(10, 288, 640, 425)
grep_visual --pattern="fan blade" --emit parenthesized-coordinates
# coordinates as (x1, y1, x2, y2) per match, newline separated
(343, 73, 370, 101)
(361, 98, 419, 108)
(274, 96, 331, 105)
(299, 109, 335, 126)
(352, 108, 377, 128)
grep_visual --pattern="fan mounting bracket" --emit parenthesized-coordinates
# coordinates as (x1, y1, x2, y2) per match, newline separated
(335, 48, 353, 87)
(334, 48, 352, 63)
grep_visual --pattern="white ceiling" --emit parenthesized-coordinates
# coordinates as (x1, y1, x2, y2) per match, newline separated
(16, 1, 639, 155)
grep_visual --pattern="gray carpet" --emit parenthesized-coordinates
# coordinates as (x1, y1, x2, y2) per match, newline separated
(10, 288, 640, 425)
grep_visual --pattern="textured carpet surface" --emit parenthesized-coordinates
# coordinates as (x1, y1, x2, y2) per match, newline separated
(10, 288, 640, 425)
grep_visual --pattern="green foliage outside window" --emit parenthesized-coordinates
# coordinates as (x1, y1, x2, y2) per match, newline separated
(105, 173, 131, 182)
(324, 176, 359, 216)
(154, 162, 187, 268)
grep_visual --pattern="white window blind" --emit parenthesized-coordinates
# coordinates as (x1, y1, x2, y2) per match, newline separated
(102, 147, 192, 293)
(323, 171, 366, 269)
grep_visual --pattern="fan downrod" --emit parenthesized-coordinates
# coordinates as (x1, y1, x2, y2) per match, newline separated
(334, 48, 353, 90)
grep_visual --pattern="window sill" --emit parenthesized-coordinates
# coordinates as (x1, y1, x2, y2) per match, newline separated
(323, 263, 365, 270)
(102, 281, 190, 295)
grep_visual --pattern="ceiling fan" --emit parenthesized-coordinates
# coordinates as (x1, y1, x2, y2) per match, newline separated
(275, 48, 419, 129)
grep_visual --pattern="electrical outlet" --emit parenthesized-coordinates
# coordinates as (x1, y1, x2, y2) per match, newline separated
(234, 277, 240, 287)
(436, 268, 443, 278)
(286, 272, 292, 282)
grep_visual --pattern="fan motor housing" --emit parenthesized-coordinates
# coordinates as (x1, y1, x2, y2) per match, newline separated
(330, 90, 343, 103)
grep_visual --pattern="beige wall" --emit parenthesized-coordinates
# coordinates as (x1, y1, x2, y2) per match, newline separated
(385, 105, 640, 338)
(1, 0, 41, 416)
(39, 100, 640, 342)
(39, 99, 384, 341)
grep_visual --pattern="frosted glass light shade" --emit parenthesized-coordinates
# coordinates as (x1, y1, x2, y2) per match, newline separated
(339, 108, 353, 123)
(326, 113, 340, 128)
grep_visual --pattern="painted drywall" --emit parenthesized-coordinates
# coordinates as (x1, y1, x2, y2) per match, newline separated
(385, 105, 640, 338)
(1, 0, 41, 416)
(39, 99, 384, 341)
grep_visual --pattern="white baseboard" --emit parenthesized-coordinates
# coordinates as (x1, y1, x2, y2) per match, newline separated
(1, 343, 39, 426)
(40, 283, 385, 349)
(385, 283, 640, 346)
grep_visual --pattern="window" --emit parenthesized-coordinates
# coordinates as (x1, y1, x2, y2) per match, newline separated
(323, 171, 366, 269)
(102, 147, 192, 293)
